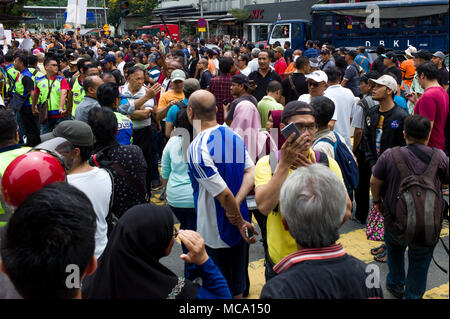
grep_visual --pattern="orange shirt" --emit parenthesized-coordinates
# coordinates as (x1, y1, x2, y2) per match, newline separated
(285, 62, 296, 75)
(208, 59, 216, 76)
(399, 58, 415, 90)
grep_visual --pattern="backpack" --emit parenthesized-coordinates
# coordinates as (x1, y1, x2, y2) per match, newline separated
(317, 132, 359, 195)
(391, 146, 443, 247)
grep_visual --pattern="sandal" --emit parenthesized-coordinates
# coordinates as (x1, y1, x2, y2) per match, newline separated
(374, 250, 387, 263)
(370, 244, 386, 256)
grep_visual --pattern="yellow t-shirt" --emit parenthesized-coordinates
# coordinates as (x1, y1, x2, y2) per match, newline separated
(158, 90, 185, 110)
(254, 149, 344, 264)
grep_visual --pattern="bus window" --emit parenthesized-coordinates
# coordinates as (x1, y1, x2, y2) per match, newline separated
(272, 24, 290, 39)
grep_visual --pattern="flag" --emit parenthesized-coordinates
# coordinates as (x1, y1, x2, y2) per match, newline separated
(66, 0, 87, 26)
(277, 13, 282, 21)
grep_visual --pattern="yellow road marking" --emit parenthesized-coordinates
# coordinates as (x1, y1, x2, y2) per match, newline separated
(247, 258, 265, 299)
(423, 283, 449, 299)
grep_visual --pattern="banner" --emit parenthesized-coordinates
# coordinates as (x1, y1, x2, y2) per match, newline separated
(66, 0, 88, 26)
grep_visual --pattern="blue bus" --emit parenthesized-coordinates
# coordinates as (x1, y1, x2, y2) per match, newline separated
(268, 0, 449, 52)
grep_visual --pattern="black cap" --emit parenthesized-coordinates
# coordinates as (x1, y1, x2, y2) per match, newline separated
(382, 51, 397, 63)
(232, 73, 249, 87)
(412, 50, 432, 61)
(281, 101, 315, 123)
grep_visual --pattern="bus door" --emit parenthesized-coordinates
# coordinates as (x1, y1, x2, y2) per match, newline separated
(269, 23, 292, 48)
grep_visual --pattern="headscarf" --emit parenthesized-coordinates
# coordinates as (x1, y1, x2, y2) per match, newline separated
(82, 204, 198, 299)
(230, 100, 277, 163)
(268, 109, 285, 150)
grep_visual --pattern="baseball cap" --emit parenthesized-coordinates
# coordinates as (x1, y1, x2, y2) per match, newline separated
(432, 51, 446, 60)
(281, 101, 315, 123)
(382, 51, 397, 63)
(274, 47, 284, 54)
(309, 58, 319, 68)
(69, 57, 81, 65)
(305, 70, 328, 83)
(100, 53, 116, 65)
(404, 46, 417, 57)
(232, 73, 249, 87)
(183, 78, 200, 95)
(134, 63, 147, 71)
(412, 50, 432, 60)
(41, 120, 94, 147)
(369, 75, 398, 94)
(171, 69, 186, 82)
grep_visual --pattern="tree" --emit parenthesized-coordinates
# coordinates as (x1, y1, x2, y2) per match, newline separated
(106, 0, 158, 32)
(229, 8, 251, 22)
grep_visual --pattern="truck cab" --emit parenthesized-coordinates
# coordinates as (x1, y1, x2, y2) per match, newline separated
(268, 20, 310, 51)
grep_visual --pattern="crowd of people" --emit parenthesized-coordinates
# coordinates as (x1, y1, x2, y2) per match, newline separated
(0, 28, 448, 300)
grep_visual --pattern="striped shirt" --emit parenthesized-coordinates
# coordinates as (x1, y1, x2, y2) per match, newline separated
(187, 125, 254, 249)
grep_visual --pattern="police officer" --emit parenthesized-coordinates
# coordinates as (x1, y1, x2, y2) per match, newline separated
(12, 53, 41, 147)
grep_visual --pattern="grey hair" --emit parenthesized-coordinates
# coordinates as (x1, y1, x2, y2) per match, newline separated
(279, 164, 347, 248)
(116, 51, 125, 59)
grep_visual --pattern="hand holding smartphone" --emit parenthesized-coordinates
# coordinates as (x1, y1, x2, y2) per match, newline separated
(281, 122, 301, 140)
(404, 84, 412, 96)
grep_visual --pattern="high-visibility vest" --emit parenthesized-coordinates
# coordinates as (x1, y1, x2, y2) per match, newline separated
(36, 75, 66, 116)
(71, 76, 85, 117)
(5, 64, 19, 92)
(0, 145, 31, 227)
(12, 68, 34, 106)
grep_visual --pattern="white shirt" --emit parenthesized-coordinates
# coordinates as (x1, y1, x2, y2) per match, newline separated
(324, 84, 356, 148)
(240, 66, 251, 76)
(67, 167, 112, 258)
(248, 58, 259, 73)
(117, 61, 125, 76)
(298, 92, 338, 107)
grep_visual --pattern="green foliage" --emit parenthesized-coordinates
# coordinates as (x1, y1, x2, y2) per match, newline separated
(229, 8, 251, 22)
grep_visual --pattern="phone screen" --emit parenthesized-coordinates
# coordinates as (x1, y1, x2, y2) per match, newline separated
(404, 84, 412, 95)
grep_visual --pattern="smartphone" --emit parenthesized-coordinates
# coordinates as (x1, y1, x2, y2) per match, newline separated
(222, 99, 228, 105)
(281, 122, 301, 140)
(245, 226, 254, 238)
(404, 84, 412, 96)
(248, 80, 255, 86)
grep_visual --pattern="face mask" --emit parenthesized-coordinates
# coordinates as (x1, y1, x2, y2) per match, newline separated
(293, 56, 299, 62)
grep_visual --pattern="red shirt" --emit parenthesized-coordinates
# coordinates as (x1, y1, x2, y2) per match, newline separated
(274, 57, 288, 80)
(414, 86, 449, 150)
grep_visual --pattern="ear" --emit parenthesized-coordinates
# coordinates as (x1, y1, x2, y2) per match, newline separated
(281, 217, 289, 231)
(403, 130, 407, 142)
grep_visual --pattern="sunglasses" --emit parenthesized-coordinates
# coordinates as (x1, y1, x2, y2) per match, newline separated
(308, 81, 322, 88)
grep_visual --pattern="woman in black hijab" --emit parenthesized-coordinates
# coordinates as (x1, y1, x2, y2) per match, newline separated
(82, 203, 231, 299)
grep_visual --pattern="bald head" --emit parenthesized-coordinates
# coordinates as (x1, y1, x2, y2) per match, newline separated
(83, 75, 104, 98)
(188, 90, 217, 121)
(223, 51, 233, 58)
(293, 50, 302, 56)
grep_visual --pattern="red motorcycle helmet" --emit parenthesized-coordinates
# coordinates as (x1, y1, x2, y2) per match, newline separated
(1, 150, 66, 208)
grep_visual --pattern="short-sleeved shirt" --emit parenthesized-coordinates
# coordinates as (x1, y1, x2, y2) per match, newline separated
(372, 144, 449, 225)
(437, 66, 449, 87)
(399, 59, 415, 90)
(166, 98, 188, 124)
(282, 72, 308, 104)
(248, 69, 283, 102)
(355, 54, 371, 73)
(274, 57, 288, 80)
(257, 95, 284, 128)
(187, 124, 254, 249)
(200, 70, 213, 89)
(157, 90, 185, 115)
(343, 62, 361, 97)
(254, 149, 343, 264)
(414, 86, 449, 150)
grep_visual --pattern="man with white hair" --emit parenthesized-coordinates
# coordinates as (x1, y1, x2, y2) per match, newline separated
(248, 48, 261, 73)
(260, 164, 383, 299)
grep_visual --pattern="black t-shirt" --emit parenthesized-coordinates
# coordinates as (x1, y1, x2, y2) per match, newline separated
(248, 69, 282, 102)
(63, 69, 77, 80)
(385, 66, 403, 85)
(282, 73, 308, 104)
(188, 57, 199, 79)
(22, 76, 34, 96)
(438, 66, 449, 86)
(260, 254, 383, 299)
(371, 55, 387, 75)
(225, 94, 258, 122)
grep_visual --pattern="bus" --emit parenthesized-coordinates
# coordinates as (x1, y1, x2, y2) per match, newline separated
(268, 0, 449, 52)
(135, 24, 179, 42)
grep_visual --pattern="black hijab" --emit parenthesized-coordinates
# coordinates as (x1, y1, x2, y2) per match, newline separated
(82, 204, 199, 299)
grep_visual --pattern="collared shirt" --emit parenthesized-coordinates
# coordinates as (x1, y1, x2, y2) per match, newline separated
(257, 95, 284, 128)
(249, 69, 282, 102)
(74, 96, 101, 123)
(118, 83, 155, 129)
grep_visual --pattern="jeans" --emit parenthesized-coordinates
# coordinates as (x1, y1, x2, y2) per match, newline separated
(41, 117, 67, 134)
(384, 230, 436, 299)
(150, 122, 161, 182)
(354, 148, 371, 224)
(19, 106, 41, 147)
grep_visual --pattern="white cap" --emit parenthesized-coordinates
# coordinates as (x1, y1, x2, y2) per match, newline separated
(405, 46, 417, 57)
(369, 75, 398, 94)
(305, 70, 328, 83)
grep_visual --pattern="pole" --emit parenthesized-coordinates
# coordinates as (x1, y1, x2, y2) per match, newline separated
(200, 0, 203, 40)
(103, 0, 108, 25)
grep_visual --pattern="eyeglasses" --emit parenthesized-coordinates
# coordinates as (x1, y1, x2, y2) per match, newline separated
(293, 122, 316, 133)
(308, 82, 322, 88)
(173, 226, 179, 239)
